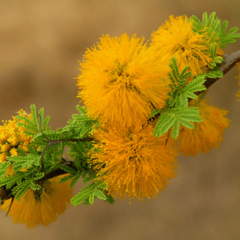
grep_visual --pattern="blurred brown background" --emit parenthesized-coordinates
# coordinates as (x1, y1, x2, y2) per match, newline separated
(0, 0, 240, 239)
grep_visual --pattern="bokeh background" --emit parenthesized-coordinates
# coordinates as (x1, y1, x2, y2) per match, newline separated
(0, 0, 240, 239)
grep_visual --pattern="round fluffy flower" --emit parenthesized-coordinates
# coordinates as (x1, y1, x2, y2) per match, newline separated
(151, 15, 223, 80)
(177, 99, 230, 156)
(0, 175, 74, 228)
(90, 120, 179, 201)
(77, 33, 170, 127)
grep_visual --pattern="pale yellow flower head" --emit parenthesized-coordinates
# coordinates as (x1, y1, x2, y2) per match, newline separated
(77, 33, 170, 127)
(90, 119, 179, 202)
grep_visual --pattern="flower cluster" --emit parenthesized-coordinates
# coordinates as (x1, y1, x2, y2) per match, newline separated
(0, 110, 32, 175)
(0, 12, 237, 229)
(77, 33, 180, 201)
(0, 111, 73, 228)
(76, 13, 231, 202)
(0, 110, 32, 163)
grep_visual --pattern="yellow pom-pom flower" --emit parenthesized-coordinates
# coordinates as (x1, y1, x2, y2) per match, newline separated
(0, 175, 74, 228)
(151, 15, 224, 80)
(0, 110, 32, 160)
(177, 99, 230, 156)
(90, 120, 179, 202)
(0, 110, 32, 175)
(77, 33, 170, 127)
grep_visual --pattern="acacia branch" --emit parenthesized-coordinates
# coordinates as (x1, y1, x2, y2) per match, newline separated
(148, 50, 240, 123)
(40, 50, 240, 181)
(1, 51, 240, 204)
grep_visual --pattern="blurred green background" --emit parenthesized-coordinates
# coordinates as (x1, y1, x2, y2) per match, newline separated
(0, 1, 240, 239)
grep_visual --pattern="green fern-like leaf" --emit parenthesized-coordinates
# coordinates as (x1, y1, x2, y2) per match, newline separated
(38, 107, 44, 119)
(82, 174, 95, 184)
(0, 173, 24, 189)
(202, 12, 208, 27)
(153, 107, 202, 139)
(30, 104, 38, 125)
(72, 114, 93, 123)
(29, 181, 41, 191)
(12, 179, 31, 200)
(43, 115, 51, 131)
(93, 189, 107, 200)
(76, 105, 87, 115)
(105, 194, 115, 204)
(59, 174, 74, 183)
(89, 193, 95, 204)
(80, 125, 93, 138)
(59, 164, 77, 175)
(191, 12, 240, 49)
(207, 12, 216, 27)
(9, 155, 41, 172)
(74, 158, 82, 171)
(0, 161, 11, 179)
(71, 183, 95, 206)
(16, 115, 34, 128)
(16, 122, 37, 136)
(207, 69, 223, 78)
(180, 75, 207, 102)
(167, 59, 206, 108)
(70, 180, 107, 207)
(69, 173, 82, 188)
(33, 172, 45, 181)
(209, 43, 217, 58)
(13, 186, 29, 201)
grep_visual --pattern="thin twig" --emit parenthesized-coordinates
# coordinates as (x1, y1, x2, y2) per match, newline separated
(198, 50, 240, 92)
(37, 112, 51, 141)
(6, 197, 14, 216)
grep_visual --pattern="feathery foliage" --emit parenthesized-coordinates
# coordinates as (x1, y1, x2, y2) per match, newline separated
(191, 12, 240, 49)
(153, 107, 202, 139)
(152, 58, 204, 139)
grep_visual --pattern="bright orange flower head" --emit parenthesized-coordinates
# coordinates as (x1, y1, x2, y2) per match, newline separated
(90, 119, 179, 202)
(77, 33, 170, 127)
(177, 99, 230, 156)
(151, 15, 223, 80)
(0, 175, 74, 228)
